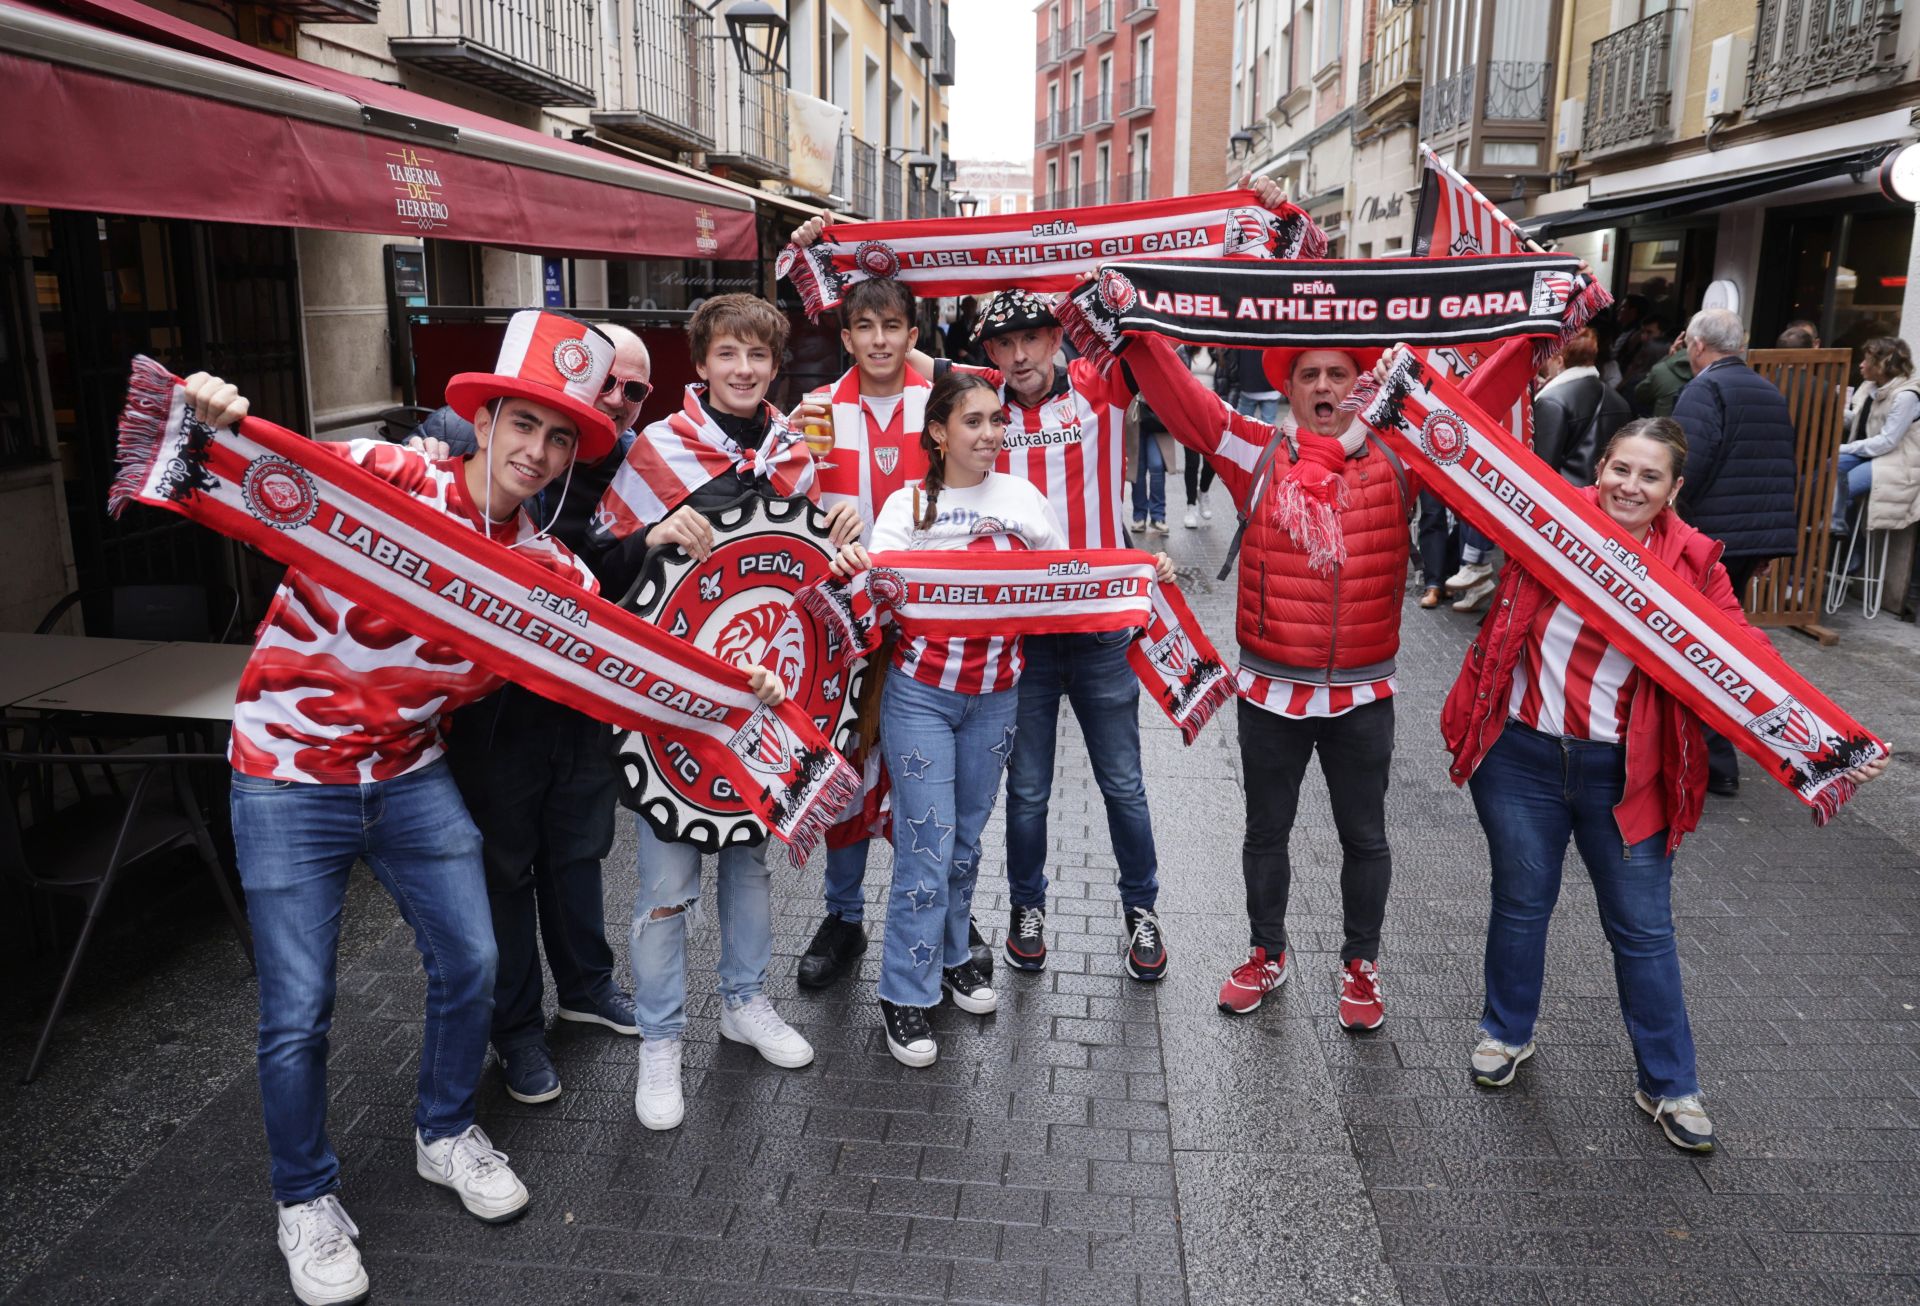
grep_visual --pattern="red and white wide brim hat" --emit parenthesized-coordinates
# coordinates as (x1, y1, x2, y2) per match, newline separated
(445, 310, 620, 462)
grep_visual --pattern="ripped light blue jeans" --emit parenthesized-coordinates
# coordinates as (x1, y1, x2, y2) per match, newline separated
(629, 818, 771, 1041)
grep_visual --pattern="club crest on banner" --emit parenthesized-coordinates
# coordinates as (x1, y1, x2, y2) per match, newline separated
(1748, 699, 1823, 755)
(1145, 630, 1193, 679)
(551, 335, 596, 381)
(1449, 231, 1483, 256)
(1530, 270, 1576, 316)
(241, 456, 320, 531)
(1222, 207, 1272, 256)
(1097, 268, 1138, 315)
(613, 494, 862, 850)
(854, 240, 901, 280)
(1417, 410, 1469, 467)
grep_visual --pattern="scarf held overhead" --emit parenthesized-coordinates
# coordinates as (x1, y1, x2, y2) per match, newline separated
(776, 190, 1329, 317)
(798, 550, 1232, 744)
(110, 359, 857, 861)
(1347, 348, 1887, 822)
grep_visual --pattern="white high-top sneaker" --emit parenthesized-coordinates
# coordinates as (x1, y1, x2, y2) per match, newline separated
(275, 1194, 368, 1306)
(719, 993, 815, 1068)
(415, 1125, 529, 1223)
(635, 1036, 686, 1131)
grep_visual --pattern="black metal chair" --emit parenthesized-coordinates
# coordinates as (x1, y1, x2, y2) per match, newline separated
(2, 736, 253, 1083)
(35, 584, 241, 644)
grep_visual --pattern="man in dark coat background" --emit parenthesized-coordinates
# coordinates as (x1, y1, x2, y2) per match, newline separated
(1670, 306, 1799, 797)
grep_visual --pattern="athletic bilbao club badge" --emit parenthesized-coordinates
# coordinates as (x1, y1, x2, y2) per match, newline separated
(551, 334, 595, 382)
(855, 240, 901, 279)
(874, 445, 900, 476)
(773, 245, 799, 281)
(613, 494, 861, 851)
(1097, 268, 1138, 315)
(1530, 270, 1576, 316)
(1748, 699, 1824, 755)
(241, 456, 319, 531)
(1222, 207, 1273, 256)
(1145, 630, 1193, 679)
(1417, 410, 1469, 467)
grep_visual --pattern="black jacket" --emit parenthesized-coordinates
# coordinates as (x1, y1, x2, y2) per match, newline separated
(1670, 357, 1799, 560)
(1532, 373, 1631, 488)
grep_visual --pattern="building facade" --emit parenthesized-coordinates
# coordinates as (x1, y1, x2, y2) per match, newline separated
(954, 160, 1036, 216)
(1030, 0, 1234, 211)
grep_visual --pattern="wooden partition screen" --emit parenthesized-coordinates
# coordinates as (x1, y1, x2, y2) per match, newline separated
(1743, 348, 1850, 642)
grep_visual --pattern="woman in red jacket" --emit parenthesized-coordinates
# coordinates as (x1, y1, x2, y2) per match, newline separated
(1444, 417, 1887, 1152)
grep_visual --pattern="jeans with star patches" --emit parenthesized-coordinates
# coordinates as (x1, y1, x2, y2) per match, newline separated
(877, 672, 1019, 1008)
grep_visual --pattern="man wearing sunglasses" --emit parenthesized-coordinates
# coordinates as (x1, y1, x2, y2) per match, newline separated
(409, 323, 655, 1106)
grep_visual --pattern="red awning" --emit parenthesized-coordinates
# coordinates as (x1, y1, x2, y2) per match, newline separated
(0, 0, 761, 261)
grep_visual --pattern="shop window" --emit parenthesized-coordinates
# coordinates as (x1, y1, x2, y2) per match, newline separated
(1484, 141, 1541, 167)
(425, 239, 482, 307)
(1756, 199, 1915, 363)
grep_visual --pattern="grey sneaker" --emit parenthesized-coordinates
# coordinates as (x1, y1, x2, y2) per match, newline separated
(415, 1125, 528, 1223)
(1635, 1090, 1716, 1153)
(1470, 1036, 1535, 1088)
(275, 1194, 368, 1306)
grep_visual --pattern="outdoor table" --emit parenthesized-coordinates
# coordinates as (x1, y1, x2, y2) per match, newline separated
(10, 641, 252, 721)
(0, 632, 161, 708)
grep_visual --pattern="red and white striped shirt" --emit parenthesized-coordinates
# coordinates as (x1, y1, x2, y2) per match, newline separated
(870, 474, 1067, 694)
(1507, 599, 1638, 743)
(973, 358, 1133, 549)
(1237, 670, 1397, 720)
(229, 444, 594, 784)
(815, 366, 931, 534)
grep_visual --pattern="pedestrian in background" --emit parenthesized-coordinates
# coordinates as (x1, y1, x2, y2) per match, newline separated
(1669, 307, 1798, 797)
(1183, 345, 1222, 528)
(1835, 335, 1920, 540)
(1534, 328, 1631, 487)
(1634, 333, 1693, 418)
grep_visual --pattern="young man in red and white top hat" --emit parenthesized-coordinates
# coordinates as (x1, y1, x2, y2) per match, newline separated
(189, 310, 783, 1306)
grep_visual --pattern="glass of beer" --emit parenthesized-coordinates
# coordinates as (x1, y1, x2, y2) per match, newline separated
(801, 390, 835, 468)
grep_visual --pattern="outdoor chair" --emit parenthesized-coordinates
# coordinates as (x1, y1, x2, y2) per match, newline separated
(1825, 516, 1891, 620)
(2, 733, 252, 1083)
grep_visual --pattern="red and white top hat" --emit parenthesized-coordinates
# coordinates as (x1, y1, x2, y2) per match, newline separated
(444, 310, 620, 462)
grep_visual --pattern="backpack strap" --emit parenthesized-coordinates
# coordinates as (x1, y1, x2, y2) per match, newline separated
(1217, 426, 1294, 582)
(1363, 431, 1412, 518)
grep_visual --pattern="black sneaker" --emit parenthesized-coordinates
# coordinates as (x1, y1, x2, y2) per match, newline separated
(797, 913, 867, 989)
(879, 999, 937, 1068)
(967, 916, 994, 981)
(941, 961, 998, 1015)
(499, 1042, 561, 1104)
(1005, 905, 1047, 971)
(1123, 907, 1168, 983)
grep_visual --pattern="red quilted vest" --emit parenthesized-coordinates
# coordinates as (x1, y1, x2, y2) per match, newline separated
(1235, 441, 1411, 679)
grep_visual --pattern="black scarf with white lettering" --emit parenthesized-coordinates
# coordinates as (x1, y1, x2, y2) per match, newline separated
(1059, 253, 1606, 364)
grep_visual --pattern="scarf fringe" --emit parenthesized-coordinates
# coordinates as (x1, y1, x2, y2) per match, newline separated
(1271, 475, 1349, 575)
(1808, 773, 1857, 827)
(1173, 672, 1235, 745)
(1535, 275, 1617, 368)
(1054, 294, 1123, 381)
(109, 354, 176, 518)
(780, 754, 862, 866)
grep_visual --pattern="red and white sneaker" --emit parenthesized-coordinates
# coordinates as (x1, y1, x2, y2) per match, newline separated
(1338, 959, 1384, 1031)
(1217, 947, 1288, 1014)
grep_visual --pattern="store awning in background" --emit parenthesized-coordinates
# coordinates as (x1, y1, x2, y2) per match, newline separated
(0, 0, 760, 261)
(1522, 148, 1895, 240)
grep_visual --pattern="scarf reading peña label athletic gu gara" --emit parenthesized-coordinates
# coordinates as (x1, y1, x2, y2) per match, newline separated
(797, 550, 1233, 745)
(110, 358, 858, 862)
(776, 190, 1329, 318)
(1346, 347, 1888, 823)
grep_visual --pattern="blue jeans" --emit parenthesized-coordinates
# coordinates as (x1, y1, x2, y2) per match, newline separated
(1005, 632, 1159, 914)
(231, 760, 495, 1204)
(448, 693, 619, 1053)
(822, 839, 870, 923)
(1236, 394, 1280, 426)
(1832, 452, 1873, 530)
(1131, 438, 1166, 524)
(878, 673, 1018, 1007)
(629, 819, 770, 1040)
(1468, 724, 1699, 1099)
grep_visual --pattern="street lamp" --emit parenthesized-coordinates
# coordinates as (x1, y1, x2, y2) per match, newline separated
(1229, 130, 1256, 161)
(957, 193, 981, 217)
(695, 1, 787, 76)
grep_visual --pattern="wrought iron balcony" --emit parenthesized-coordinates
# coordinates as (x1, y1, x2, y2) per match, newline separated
(1116, 170, 1150, 202)
(848, 136, 878, 218)
(1048, 25, 1075, 63)
(591, 0, 716, 152)
(1118, 0, 1155, 21)
(1035, 114, 1053, 146)
(1748, 0, 1905, 117)
(1084, 0, 1115, 43)
(254, 0, 376, 25)
(1038, 33, 1059, 68)
(711, 68, 789, 180)
(1583, 9, 1675, 157)
(882, 158, 904, 221)
(1418, 63, 1475, 138)
(1486, 59, 1551, 120)
(1365, 0, 1420, 114)
(1117, 74, 1153, 116)
(1083, 91, 1114, 130)
(393, 0, 597, 105)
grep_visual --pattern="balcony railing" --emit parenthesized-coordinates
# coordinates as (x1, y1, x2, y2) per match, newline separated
(1486, 59, 1551, 120)
(1748, 0, 1905, 117)
(1116, 170, 1150, 202)
(712, 69, 790, 179)
(1083, 0, 1115, 43)
(848, 135, 878, 218)
(591, 0, 716, 151)
(1083, 91, 1114, 129)
(1119, 0, 1155, 21)
(1038, 33, 1058, 68)
(882, 158, 904, 221)
(1035, 114, 1053, 146)
(1366, 0, 1420, 108)
(256, 0, 376, 26)
(908, 183, 934, 220)
(1051, 101, 1081, 138)
(1049, 25, 1074, 62)
(1418, 63, 1476, 138)
(1583, 9, 1675, 157)
(1117, 73, 1154, 115)
(394, 0, 597, 105)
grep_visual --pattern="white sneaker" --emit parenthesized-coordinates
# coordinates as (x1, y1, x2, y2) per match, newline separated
(275, 1195, 368, 1306)
(1199, 490, 1214, 520)
(719, 993, 815, 1068)
(414, 1125, 528, 1223)
(1451, 574, 1498, 613)
(1444, 559, 1494, 591)
(635, 1037, 685, 1131)
(1183, 505, 1200, 529)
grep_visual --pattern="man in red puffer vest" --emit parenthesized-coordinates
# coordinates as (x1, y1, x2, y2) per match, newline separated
(1126, 337, 1413, 1031)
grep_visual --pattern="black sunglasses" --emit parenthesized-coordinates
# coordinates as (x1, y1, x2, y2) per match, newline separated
(601, 375, 652, 405)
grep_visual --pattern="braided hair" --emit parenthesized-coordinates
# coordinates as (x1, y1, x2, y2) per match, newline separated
(913, 370, 1001, 531)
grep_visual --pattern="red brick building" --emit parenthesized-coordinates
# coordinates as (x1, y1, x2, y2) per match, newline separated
(1031, 0, 1234, 210)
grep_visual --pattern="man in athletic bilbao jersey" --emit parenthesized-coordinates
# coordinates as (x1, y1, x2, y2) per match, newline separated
(193, 311, 786, 1306)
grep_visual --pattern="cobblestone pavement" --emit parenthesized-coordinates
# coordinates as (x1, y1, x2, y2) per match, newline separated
(4, 513, 1919, 1305)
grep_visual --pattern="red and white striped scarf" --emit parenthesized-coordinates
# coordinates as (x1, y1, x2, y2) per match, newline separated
(1411, 143, 1532, 258)
(777, 190, 1328, 317)
(799, 549, 1231, 742)
(1347, 347, 1887, 822)
(816, 366, 931, 527)
(110, 359, 857, 860)
(591, 385, 815, 542)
